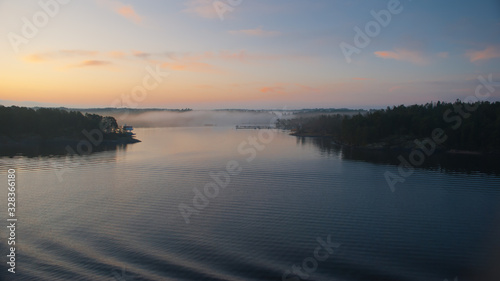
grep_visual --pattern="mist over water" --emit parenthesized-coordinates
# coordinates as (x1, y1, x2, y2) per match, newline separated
(83, 110, 288, 128)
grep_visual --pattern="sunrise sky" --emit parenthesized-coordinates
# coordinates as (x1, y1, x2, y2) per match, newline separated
(1, 0, 499, 109)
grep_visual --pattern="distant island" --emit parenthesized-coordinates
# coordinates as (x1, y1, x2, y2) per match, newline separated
(0, 106, 140, 154)
(78, 107, 193, 114)
(276, 101, 500, 154)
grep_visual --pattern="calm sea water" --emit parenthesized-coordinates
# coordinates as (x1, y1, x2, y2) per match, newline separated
(1, 127, 500, 281)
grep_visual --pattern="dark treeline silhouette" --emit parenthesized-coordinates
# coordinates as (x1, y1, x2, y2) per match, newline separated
(0, 106, 123, 140)
(277, 101, 500, 152)
(296, 136, 500, 175)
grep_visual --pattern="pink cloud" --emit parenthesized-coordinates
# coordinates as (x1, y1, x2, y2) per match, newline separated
(260, 86, 285, 94)
(97, 0, 142, 24)
(374, 49, 429, 65)
(466, 46, 500, 62)
(117, 5, 142, 24)
(229, 27, 280, 37)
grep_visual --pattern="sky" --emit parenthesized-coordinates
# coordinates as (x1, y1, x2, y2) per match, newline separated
(1, 0, 499, 109)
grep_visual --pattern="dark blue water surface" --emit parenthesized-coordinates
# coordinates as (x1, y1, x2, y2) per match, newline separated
(1, 127, 500, 281)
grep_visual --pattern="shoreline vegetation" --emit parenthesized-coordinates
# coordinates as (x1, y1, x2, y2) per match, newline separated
(2, 101, 500, 157)
(0, 106, 140, 154)
(276, 101, 500, 155)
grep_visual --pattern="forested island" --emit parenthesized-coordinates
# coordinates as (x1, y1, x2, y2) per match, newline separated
(277, 101, 500, 153)
(0, 106, 139, 154)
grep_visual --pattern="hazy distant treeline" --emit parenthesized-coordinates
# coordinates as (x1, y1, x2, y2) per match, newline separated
(84, 109, 283, 127)
(78, 107, 364, 127)
(277, 101, 500, 151)
(0, 106, 119, 140)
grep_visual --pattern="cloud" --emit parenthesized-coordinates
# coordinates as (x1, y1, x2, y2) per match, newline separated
(60, 50, 99, 56)
(24, 49, 160, 63)
(132, 50, 151, 59)
(97, 0, 142, 24)
(229, 26, 280, 37)
(160, 61, 219, 73)
(23, 50, 100, 62)
(183, 0, 220, 19)
(69, 60, 112, 68)
(117, 5, 141, 23)
(23, 49, 298, 72)
(108, 51, 126, 58)
(260, 86, 285, 94)
(23, 54, 47, 63)
(466, 46, 500, 62)
(156, 52, 220, 73)
(374, 49, 429, 65)
(23, 49, 114, 69)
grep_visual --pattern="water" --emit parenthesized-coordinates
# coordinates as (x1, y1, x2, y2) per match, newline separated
(1, 127, 500, 281)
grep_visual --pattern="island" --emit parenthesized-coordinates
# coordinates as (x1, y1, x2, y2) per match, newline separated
(276, 101, 500, 154)
(0, 106, 140, 156)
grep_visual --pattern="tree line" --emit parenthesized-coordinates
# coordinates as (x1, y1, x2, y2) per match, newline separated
(0, 106, 120, 140)
(276, 101, 500, 151)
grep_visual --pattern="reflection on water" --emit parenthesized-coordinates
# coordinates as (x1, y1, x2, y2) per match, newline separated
(0, 142, 130, 158)
(0, 127, 499, 281)
(297, 136, 500, 175)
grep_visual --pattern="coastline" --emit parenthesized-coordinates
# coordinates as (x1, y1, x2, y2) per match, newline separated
(0, 135, 140, 156)
(0, 135, 140, 146)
